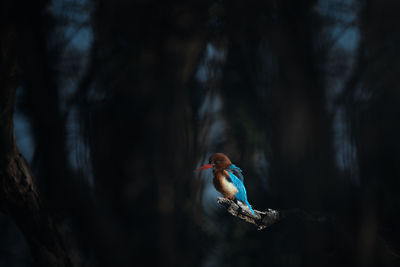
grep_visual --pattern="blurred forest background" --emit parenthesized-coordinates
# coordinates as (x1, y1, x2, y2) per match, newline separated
(1, 0, 400, 266)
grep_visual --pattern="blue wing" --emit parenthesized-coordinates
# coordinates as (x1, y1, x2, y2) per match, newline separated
(227, 164, 244, 181)
(227, 170, 255, 215)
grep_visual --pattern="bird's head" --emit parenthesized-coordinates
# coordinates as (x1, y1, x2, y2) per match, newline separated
(197, 153, 232, 172)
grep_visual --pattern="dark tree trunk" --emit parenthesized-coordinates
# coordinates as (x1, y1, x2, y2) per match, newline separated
(0, 5, 79, 267)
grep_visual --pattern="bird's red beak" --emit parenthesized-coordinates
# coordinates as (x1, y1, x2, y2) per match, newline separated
(197, 163, 213, 171)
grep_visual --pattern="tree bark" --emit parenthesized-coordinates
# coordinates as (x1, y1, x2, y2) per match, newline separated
(217, 197, 327, 230)
(217, 197, 282, 230)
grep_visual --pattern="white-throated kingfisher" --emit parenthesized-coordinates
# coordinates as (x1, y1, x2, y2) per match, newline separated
(198, 153, 255, 215)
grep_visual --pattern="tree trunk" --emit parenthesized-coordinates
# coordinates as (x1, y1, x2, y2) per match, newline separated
(0, 19, 79, 267)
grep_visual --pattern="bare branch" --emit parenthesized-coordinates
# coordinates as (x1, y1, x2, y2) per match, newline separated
(217, 197, 329, 231)
(217, 197, 282, 230)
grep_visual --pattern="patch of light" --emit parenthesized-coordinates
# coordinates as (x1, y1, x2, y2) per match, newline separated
(195, 42, 227, 83)
(14, 113, 35, 163)
(336, 28, 359, 51)
(49, 0, 93, 112)
(66, 107, 94, 187)
(333, 107, 359, 184)
(201, 178, 222, 215)
(199, 93, 223, 117)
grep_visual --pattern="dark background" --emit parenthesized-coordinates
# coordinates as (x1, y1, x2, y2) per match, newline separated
(1, 0, 400, 266)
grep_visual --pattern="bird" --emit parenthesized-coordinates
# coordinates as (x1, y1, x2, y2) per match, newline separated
(197, 153, 255, 215)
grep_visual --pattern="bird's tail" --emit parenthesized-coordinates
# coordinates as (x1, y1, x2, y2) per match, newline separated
(245, 200, 256, 215)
